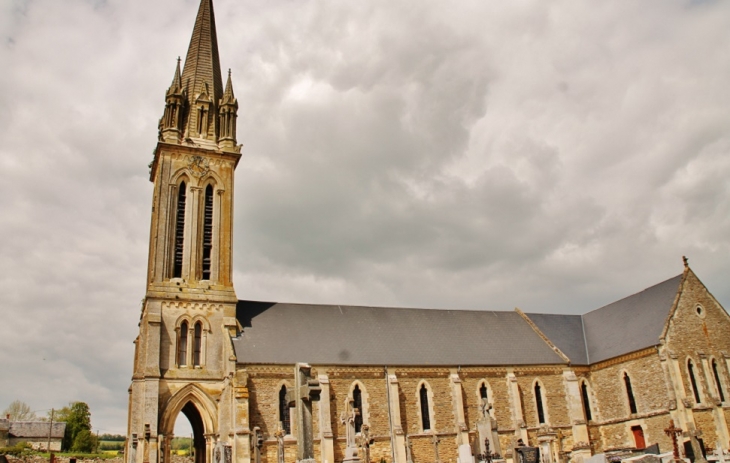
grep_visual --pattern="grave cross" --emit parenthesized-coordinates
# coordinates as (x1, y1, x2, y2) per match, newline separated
(274, 427, 285, 463)
(664, 420, 683, 461)
(432, 433, 442, 463)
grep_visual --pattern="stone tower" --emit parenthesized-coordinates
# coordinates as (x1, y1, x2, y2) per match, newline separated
(126, 1, 242, 463)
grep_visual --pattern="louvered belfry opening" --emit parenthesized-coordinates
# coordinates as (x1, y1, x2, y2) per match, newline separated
(173, 182, 187, 278)
(202, 184, 214, 280)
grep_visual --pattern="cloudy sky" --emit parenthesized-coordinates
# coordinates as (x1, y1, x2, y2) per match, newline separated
(1, 0, 729, 436)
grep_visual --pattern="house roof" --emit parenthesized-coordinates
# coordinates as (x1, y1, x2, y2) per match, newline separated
(233, 274, 685, 367)
(9, 421, 66, 439)
(233, 302, 566, 366)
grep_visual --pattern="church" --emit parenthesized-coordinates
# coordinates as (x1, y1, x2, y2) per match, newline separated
(125, 2, 730, 463)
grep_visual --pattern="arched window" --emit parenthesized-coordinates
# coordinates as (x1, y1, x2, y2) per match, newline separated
(712, 359, 725, 402)
(688, 360, 701, 404)
(353, 385, 363, 433)
(193, 322, 202, 367)
(201, 184, 214, 280)
(479, 382, 489, 402)
(534, 382, 546, 424)
(580, 381, 592, 421)
(178, 321, 188, 366)
(624, 373, 637, 414)
(279, 385, 291, 434)
(173, 182, 187, 278)
(419, 384, 431, 431)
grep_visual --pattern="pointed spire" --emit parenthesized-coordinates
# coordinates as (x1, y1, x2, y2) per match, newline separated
(168, 57, 183, 95)
(221, 69, 236, 104)
(181, 0, 223, 108)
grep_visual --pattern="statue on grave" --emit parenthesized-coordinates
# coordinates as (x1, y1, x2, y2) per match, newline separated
(477, 399, 502, 459)
(341, 398, 361, 463)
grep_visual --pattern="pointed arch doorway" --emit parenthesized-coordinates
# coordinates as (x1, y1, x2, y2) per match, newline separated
(176, 402, 207, 463)
(161, 385, 218, 463)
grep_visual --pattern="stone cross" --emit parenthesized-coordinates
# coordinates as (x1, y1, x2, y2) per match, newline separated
(357, 424, 371, 463)
(341, 398, 361, 463)
(288, 363, 321, 463)
(664, 420, 683, 461)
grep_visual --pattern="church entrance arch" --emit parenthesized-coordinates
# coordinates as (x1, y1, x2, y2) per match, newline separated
(160, 385, 218, 463)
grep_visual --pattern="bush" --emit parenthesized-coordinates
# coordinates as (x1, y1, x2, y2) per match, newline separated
(0, 442, 33, 456)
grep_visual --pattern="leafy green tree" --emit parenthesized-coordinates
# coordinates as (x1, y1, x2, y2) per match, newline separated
(2, 401, 37, 421)
(71, 429, 98, 453)
(55, 402, 91, 451)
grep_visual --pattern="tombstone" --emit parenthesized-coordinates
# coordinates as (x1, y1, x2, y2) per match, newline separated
(274, 428, 285, 463)
(214, 441, 231, 463)
(0, 455, 9, 463)
(252, 427, 263, 463)
(584, 453, 607, 463)
(626, 455, 661, 463)
(685, 438, 707, 463)
(715, 442, 726, 463)
(287, 363, 321, 463)
(460, 444, 476, 463)
(514, 446, 540, 463)
(644, 444, 660, 455)
(477, 401, 502, 458)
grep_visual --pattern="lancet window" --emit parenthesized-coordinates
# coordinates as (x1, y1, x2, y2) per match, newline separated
(534, 382, 546, 424)
(193, 322, 202, 366)
(712, 359, 725, 402)
(178, 321, 188, 367)
(580, 381, 592, 421)
(279, 385, 291, 435)
(419, 383, 431, 432)
(624, 372, 637, 414)
(688, 359, 701, 404)
(353, 385, 364, 433)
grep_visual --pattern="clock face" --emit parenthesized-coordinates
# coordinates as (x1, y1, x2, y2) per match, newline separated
(188, 155, 210, 178)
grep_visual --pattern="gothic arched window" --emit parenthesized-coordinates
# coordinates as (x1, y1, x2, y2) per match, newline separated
(580, 381, 592, 421)
(624, 373, 637, 414)
(688, 360, 701, 404)
(419, 383, 431, 431)
(201, 184, 214, 280)
(534, 382, 546, 424)
(480, 382, 488, 402)
(178, 321, 188, 367)
(713, 359, 725, 402)
(173, 181, 187, 278)
(353, 385, 363, 433)
(193, 322, 202, 367)
(279, 385, 291, 435)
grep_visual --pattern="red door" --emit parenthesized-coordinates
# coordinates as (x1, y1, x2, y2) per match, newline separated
(632, 426, 646, 449)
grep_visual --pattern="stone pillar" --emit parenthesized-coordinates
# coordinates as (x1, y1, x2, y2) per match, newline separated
(386, 370, 408, 463)
(233, 371, 251, 463)
(561, 370, 590, 463)
(506, 371, 528, 447)
(450, 372, 471, 446)
(318, 374, 336, 463)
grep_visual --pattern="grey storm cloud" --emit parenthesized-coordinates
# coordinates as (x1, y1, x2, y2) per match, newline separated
(1, 0, 729, 434)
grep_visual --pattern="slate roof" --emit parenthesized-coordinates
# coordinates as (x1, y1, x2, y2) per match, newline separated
(582, 274, 682, 364)
(523, 313, 588, 365)
(233, 302, 566, 366)
(233, 274, 684, 367)
(9, 421, 66, 439)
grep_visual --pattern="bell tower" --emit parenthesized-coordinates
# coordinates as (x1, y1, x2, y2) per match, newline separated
(127, 1, 243, 463)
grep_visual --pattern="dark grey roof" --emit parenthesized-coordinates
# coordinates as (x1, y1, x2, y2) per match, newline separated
(523, 313, 588, 365)
(582, 274, 682, 363)
(233, 302, 566, 366)
(9, 421, 66, 439)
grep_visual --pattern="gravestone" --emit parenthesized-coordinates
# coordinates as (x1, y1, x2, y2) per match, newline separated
(477, 400, 502, 458)
(684, 438, 707, 463)
(584, 453, 607, 463)
(341, 398, 361, 463)
(460, 443, 476, 463)
(626, 455, 661, 463)
(0, 454, 9, 463)
(214, 441, 231, 463)
(515, 446, 540, 463)
(288, 363, 320, 463)
(644, 444, 660, 455)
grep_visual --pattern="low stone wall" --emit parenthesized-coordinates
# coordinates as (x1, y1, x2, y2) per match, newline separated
(4, 456, 192, 463)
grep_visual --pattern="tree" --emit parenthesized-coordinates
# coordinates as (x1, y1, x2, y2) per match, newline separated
(71, 429, 98, 453)
(2, 401, 37, 421)
(55, 402, 91, 451)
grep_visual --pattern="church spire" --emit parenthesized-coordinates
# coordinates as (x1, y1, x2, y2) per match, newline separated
(218, 69, 238, 151)
(180, 0, 224, 144)
(159, 57, 186, 144)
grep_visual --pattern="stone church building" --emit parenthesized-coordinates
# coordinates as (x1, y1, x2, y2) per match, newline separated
(125, 2, 730, 463)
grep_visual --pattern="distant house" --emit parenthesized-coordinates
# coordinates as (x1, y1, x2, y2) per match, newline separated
(0, 417, 66, 451)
